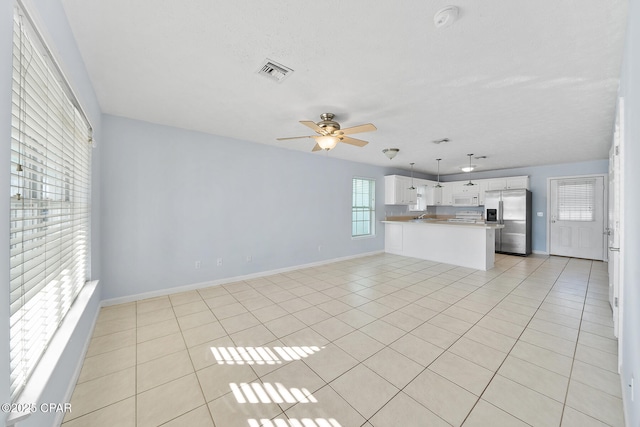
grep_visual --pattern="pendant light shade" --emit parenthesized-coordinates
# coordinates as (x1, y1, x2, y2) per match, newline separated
(435, 158, 443, 188)
(408, 163, 416, 190)
(464, 154, 476, 186)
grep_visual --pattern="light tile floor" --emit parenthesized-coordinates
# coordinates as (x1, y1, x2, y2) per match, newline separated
(62, 253, 625, 427)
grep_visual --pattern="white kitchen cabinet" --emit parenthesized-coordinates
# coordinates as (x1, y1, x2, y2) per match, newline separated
(432, 186, 443, 205)
(476, 179, 488, 205)
(430, 176, 529, 206)
(440, 182, 456, 205)
(486, 178, 507, 191)
(486, 176, 530, 191)
(384, 175, 418, 205)
(506, 176, 530, 189)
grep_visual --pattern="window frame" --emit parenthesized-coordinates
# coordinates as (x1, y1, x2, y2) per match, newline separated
(9, 3, 93, 402)
(352, 177, 376, 238)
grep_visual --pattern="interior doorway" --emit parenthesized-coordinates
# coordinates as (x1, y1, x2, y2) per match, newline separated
(548, 175, 606, 261)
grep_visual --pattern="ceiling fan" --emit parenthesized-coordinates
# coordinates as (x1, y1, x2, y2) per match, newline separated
(277, 113, 377, 151)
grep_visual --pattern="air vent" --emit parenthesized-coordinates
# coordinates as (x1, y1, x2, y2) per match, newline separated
(258, 59, 294, 83)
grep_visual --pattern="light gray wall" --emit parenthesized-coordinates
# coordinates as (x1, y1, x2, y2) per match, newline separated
(0, 1, 102, 426)
(442, 160, 609, 253)
(100, 115, 405, 300)
(619, 0, 639, 425)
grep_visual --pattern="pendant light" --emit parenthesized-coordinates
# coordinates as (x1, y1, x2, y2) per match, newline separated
(408, 163, 416, 190)
(435, 158, 443, 188)
(464, 154, 476, 186)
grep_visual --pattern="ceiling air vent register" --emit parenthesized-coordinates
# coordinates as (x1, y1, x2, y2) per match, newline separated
(258, 59, 294, 83)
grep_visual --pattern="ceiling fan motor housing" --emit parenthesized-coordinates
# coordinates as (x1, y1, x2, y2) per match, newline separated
(318, 113, 341, 134)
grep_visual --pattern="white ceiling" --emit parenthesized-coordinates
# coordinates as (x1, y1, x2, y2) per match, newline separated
(61, 0, 628, 175)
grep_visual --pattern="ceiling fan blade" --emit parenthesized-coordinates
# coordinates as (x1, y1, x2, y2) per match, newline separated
(300, 120, 324, 133)
(340, 136, 369, 147)
(276, 135, 315, 141)
(339, 123, 377, 135)
(311, 143, 323, 152)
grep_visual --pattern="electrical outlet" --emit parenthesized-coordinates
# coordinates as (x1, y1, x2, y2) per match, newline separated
(217, 258, 223, 266)
(246, 255, 252, 263)
(318, 245, 322, 252)
(195, 261, 201, 269)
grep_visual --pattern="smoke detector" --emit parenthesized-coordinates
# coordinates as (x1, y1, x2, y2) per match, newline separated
(434, 6, 459, 28)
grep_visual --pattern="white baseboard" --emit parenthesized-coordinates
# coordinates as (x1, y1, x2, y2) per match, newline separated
(533, 250, 549, 255)
(101, 251, 384, 307)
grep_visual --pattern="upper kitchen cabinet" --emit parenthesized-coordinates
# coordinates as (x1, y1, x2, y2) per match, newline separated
(384, 175, 417, 205)
(485, 176, 530, 191)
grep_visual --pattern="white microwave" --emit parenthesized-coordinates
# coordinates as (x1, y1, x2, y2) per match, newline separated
(452, 193, 479, 206)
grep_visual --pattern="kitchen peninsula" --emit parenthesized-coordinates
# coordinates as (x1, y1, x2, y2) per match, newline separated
(382, 218, 505, 270)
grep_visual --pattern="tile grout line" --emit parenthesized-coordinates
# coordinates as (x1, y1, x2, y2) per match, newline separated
(455, 256, 575, 426)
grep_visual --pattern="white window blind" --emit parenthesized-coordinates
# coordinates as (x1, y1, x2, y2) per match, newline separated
(557, 178, 595, 221)
(9, 5, 92, 400)
(352, 178, 375, 237)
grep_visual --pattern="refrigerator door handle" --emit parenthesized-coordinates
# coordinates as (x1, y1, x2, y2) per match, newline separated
(498, 200, 504, 224)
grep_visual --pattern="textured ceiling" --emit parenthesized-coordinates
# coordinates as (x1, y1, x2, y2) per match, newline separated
(61, 0, 628, 175)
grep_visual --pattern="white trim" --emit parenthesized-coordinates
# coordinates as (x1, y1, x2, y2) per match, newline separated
(7, 281, 100, 426)
(15, 0, 94, 134)
(53, 299, 101, 427)
(532, 250, 549, 255)
(101, 251, 384, 307)
(546, 173, 608, 259)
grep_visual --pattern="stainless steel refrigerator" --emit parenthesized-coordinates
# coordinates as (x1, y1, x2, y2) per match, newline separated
(485, 189, 532, 255)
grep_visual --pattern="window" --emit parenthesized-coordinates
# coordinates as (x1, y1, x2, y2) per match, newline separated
(352, 178, 375, 237)
(9, 6, 92, 400)
(557, 178, 596, 221)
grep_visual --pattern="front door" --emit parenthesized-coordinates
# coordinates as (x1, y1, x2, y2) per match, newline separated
(549, 176, 606, 260)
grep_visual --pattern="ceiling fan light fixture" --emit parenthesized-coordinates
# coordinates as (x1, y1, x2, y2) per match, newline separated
(383, 148, 399, 159)
(316, 135, 339, 150)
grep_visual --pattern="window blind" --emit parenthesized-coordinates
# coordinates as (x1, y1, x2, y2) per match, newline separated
(557, 178, 595, 222)
(352, 178, 375, 237)
(9, 6, 92, 400)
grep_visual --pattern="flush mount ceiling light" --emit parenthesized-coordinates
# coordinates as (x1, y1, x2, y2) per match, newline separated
(382, 148, 399, 159)
(434, 6, 459, 29)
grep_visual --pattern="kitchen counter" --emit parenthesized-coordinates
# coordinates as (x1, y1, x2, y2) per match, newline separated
(382, 219, 504, 270)
(382, 219, 504, 228)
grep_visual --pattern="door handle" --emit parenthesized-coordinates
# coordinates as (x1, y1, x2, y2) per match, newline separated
(609, 247, 620, 252)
